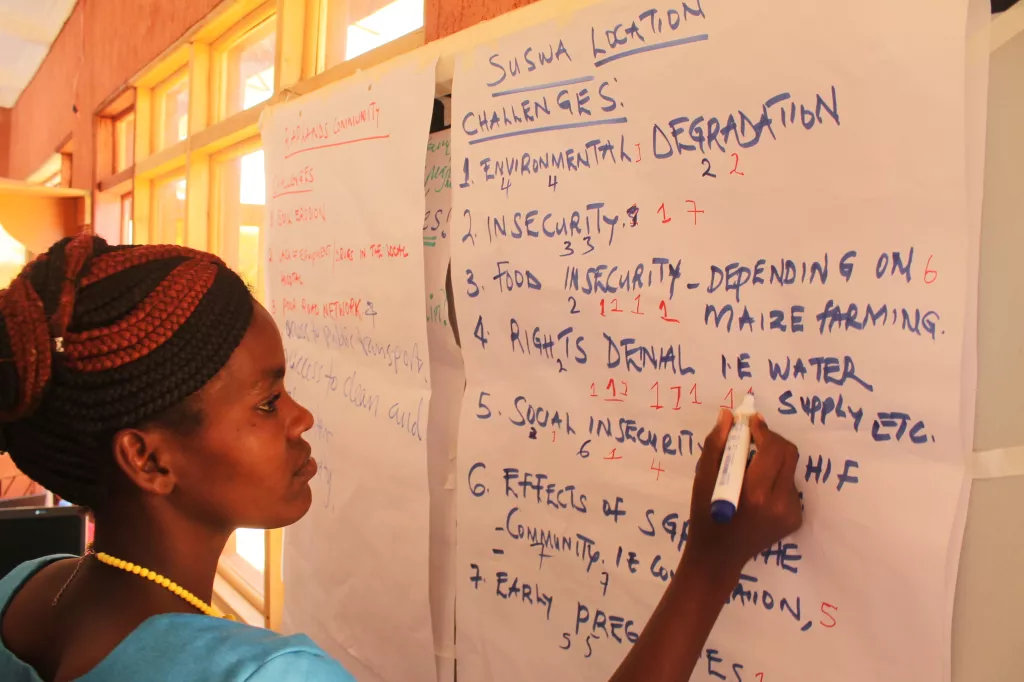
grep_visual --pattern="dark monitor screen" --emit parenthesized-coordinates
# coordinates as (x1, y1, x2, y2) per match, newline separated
(0, 506, 87, 578)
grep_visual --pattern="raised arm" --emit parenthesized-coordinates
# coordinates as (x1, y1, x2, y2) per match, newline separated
(609, 410, 802, 682)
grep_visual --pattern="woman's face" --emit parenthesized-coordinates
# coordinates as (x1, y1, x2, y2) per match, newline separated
(158, 303, 316, 531)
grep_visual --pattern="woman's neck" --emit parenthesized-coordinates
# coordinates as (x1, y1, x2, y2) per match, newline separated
(90, 511, 231, 606)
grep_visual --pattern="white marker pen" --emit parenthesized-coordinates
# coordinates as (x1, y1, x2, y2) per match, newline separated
(710, 393, 757, 524)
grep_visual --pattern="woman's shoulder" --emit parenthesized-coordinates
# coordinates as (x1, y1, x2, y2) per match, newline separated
(0, 555, 78, 609)
(87, 614, 355, 682)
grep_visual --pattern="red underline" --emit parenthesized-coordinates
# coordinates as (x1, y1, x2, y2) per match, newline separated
(272, 189, 314, 199)
(284, 134, 391, 159)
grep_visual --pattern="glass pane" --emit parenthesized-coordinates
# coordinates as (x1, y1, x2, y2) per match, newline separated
(155, 176, 186, 245)
(235, 528, 265, 574)
(115, 111, 136, 173)
(0, 225, 28, 289)
(163, 79, 189, 149)
(227, 23, 276, 117)
(121, 193, 134, 245)
(345, 0, 423, 61)
(218, 149, 265, 301)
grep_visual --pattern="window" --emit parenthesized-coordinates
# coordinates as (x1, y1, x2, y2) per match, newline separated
(207, 140, 269, 600)
(114, 110, 136, 173)
(234, 528, 266, 580)
(219, 17, 276, 119)
(213, 145, 265, 300)
(153, 174, 187, 245)
(326, 0, 424, 66)
(29, 154, 64, 187)
(121, 193, 134, 245)
(221, 527, 266, 601)
(154, 70, 190, 151)
(0, 225, 28, 290)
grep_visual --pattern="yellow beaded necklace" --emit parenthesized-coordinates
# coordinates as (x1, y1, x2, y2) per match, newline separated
(94, 551, 234, 620)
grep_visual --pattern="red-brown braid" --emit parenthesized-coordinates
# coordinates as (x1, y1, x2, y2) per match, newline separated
(0, 278, 52, 420)
(65, 260, 218, 371)
(0, 234, 253, 506)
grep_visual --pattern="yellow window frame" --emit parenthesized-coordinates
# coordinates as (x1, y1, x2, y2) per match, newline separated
(210, 2, 278, 124)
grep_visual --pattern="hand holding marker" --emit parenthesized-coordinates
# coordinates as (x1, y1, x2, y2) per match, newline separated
(711, 393, 758, 523)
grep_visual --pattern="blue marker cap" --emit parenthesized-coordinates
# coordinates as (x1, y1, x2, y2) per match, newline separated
(710, 500, 736, 524)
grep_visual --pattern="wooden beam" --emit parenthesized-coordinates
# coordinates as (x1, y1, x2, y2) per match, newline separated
(185, 153, 212, 251)
(98, 166, 135, 195)
(96, 87, 136, 118)
(95, 117, 115, 182)
(135, 45, 191, 89)
(133, 176, 153, 245)
(190, 105, 263, 157)
(265, 528, 284, 630)
(302, 0, 326, 79)
(277, 0, 307, 92)
(189, 43, 212, 137)
(135, 140, 188, 180)
(60, 154, 73, 189)
(135, 88, 153, 164)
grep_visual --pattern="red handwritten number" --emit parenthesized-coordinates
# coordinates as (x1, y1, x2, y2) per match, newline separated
(651, 458, 665, 480)
(606, 448, 622, 461)
(685, 200, 704, 226)
(590, 383, 598, 398)
(924, 255, 937, 284)
(659, 300, 680, 323)
(755, 675, 765, 682)
(721, 388, 735, 410)
(730, 153, 745, 175)
(820, 602, 839, 628)
(598, 299, 622, 315)
(672, 386, 683, 410)
(633, 294, 643, 315)
(634, 143, 642, 162)
(689, 384, 702, 405)
(606, 379, 617, 399)
(650, 382, 663, 410)
(658, 203, 672, 223)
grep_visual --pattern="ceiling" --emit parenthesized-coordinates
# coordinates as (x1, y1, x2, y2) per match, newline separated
(0, 0, 78, 108)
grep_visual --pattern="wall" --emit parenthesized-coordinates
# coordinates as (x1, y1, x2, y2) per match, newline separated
(0, 108, 11, 178)
(1, 0, 534, 190)
(6, 0, 221, 188)
(427, 0, 539, 41)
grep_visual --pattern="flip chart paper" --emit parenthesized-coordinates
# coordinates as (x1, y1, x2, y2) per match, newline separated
(263, 56, 438, 682)
(451, 1, 976, 680)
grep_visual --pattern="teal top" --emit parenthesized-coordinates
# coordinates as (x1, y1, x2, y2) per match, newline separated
(0, 555, 354, 681)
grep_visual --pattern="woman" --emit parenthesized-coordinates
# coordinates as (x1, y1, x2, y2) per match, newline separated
(0, 236, 802, 681)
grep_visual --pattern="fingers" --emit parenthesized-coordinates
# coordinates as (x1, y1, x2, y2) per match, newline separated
(745, 414, 783, 491)
(702, 409, 733, 469)
(692, 409, 733, 500)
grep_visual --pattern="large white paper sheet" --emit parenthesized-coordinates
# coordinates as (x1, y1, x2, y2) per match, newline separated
(423, 129, 463, 682)
(262, 56, 438, 682)
(451, 1, 976, 681)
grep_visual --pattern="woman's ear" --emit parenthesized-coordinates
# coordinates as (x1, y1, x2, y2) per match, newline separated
(111, 428, 177, 495)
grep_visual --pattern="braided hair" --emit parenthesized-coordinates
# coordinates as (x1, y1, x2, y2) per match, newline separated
(0, 234, 254, 508)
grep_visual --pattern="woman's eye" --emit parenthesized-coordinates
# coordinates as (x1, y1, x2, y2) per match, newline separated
(258, 393, 282, 414)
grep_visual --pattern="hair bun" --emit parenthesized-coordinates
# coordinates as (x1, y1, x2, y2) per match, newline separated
(0, 234, 98, 423)
(0, 277, 55, 423)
